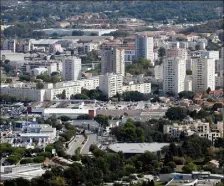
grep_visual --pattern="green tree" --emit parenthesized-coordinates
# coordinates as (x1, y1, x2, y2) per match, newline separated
(72, 30, 84, 36)
(178, 91, 195, 99)
(70, 93, 89, 100)
(158, 47, 166, 58)
(182, 162, 198, 173)
(94, 114, 109, 127)
(165, 107, 188, 121)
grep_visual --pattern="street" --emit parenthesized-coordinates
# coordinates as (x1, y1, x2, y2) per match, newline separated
(81, 133, 97, 155)
(66, 135, 85, 156)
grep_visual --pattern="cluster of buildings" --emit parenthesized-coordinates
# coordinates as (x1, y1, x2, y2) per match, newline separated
(1, 30, 223, 102)
(163, 120, 223, 143)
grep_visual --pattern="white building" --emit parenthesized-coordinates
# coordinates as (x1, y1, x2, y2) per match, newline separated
(49, 43, 63, 54)
(2, 39, 16, 52)
(215, 71, 224, 89)
(201, 51, 219, 61)
(122, 82, 151, 94)
(20, 124, 56, 144)
(215, 58, 224, 73)
(21, 61, 60, 75)
(124, 49, 135, 65)
(163, 57, 186, 94)
(99, 73, 123, 98)
(31, 68, 48, 76)
(135, 35, 154, 64)
(0, 50, 25, 61)
(1, 83, 45, 102)
(192, 57, 215, 93)
(184, 76, 193, 91)
(62, 56, 81, 81)
(154, 64, 163, 80)
(100, 47, 125, 76)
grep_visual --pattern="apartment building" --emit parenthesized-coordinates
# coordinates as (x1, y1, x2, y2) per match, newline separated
(192, 57, 215, 93)
(122, 82, 151, 94)
(100, 46, 125, 76)
(99, 73, 123, 98)
(154, 64, 163, 80)
(166, 48, 188, 59)
(163, 123, 191, 137)
(1, 83, 46, 102)
(62, 56, 81, 81)
(2, 39, 16, 52)
(163, 57, 186, 94)
(124, 49, 135, 65)
(215, 71, 224, 89)
(135, 35, 154, 64)
(21, 61, 60, 75)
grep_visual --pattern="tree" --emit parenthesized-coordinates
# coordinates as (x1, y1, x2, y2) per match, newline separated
(158, 47, 166, 58)
(77, 114, 92, 120)
(206, 87, 211, 94)
(94, 114, 109, 127)
(61, 90, 66, 99)
(36, 82, 44, 89)
(70, 93, 89, 100)
(165, 107, 188, 121)
(182, 162, 198, 173)
(178, 91, 195, 99)
(72, 30, 84, 36)
(60, 116, 72, 122)
(212, 103, 223, 111)
(214, 138, 224, 148)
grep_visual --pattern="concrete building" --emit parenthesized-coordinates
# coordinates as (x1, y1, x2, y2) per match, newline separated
(31, 68, 48, 76)
(0, 50, 25, 61)
(1, 83, 45, 102)
(201, 51, 220, 60)
(122, 82, 151, 94)
(124, 49, 135, 65)
(21, 61, 61, 75)
(163, 57, 186, 94)
(166, 48, 188, 59)
(2, 39, 16, 52)
(99, 73, 123, 98)
(135, 35, 154, 64)
(154, 64, 163, 80)
(192, 57, 215, 93)
(62, 56, 81, 81)
(215, 71, 224, 89)
(100, 47, 125, 76)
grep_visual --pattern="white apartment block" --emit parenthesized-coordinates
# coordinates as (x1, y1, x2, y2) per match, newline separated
(220, 47, 224, 58)
(198, 131, 221, 142)
(192, 57, 215, 93)
(62, 56, 81, 81)
(21, 61, 60, 75)
(184, 79, 193, 91)
(135, 35, 154, 64)
(201, 51, 219, 60)
(154, 64, 163, 80)
(163, 123, 191, 137)
(124, 49, 135, 65)
(31, 68, 48, 76)
(49, 43, 63, 54)
(100, 47, 125, 76)
(99, 73, 123, 98)
(215, 58, 224, 73)
(163, 57, 186, 94)
(1, 83, 46, 102)
(215, 71, 224, 89)
(122, 83, 151, 94)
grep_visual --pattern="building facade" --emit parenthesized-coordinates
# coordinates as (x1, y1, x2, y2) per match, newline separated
(192, 57, 215, 93)
(62, 56, 81, 81)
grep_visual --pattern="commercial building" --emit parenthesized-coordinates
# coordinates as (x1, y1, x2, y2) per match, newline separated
(62, 56, 81, 81)
(28, 101, 96, 118)
(100, 47, 125, 76)
(192, 57, 215, 93)
(20, 124, 56, 144)
(30, 68, 48, 76)
(135, 35, 154, 64)
(108, 142, 170, 156)
(163, 57, 186, 94)
(99, 73, 123, 98)
(0, 50, 25, 61)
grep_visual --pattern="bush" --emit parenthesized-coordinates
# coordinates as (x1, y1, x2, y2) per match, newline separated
(33, 156, 45, 163)
(60, 116, 72, 122)
(39, 152, 52, 158)
(20, 158, 34, 164)
(173, 156, 186, 165)
(7, 155, 21, 164)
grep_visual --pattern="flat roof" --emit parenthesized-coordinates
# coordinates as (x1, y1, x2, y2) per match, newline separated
(108, 142, 170, 154)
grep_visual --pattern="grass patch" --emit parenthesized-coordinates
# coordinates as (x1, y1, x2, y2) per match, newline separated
(155, 181, 166, 186)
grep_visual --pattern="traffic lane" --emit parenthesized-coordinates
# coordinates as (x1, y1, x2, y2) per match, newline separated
(66, 135, 85, 156)
(81, 133, 97, 155)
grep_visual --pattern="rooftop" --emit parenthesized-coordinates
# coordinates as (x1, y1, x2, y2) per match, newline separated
(108, 142, 170, 154)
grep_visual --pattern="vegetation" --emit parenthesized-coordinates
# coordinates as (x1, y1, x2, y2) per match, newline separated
(126, 58, 153, 75)
(122, 91, 150, 102)
(178, 91, 195, 100)
(165, 107, 188, 121)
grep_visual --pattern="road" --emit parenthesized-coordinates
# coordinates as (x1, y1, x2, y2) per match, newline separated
(81, 133, 97, 155)
(66, 135, 85, 156)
